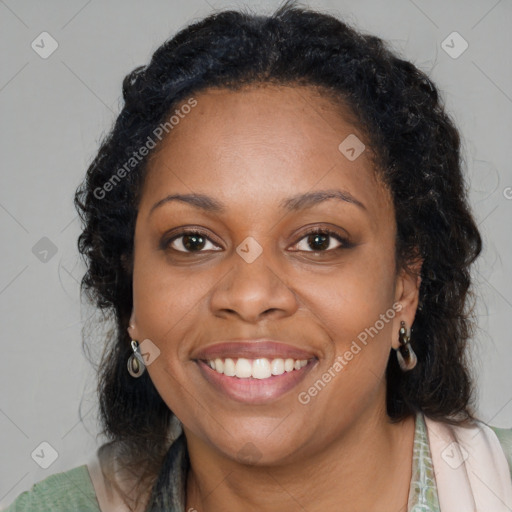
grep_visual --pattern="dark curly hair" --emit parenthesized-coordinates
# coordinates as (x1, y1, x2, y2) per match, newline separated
(74, 1, 482, 510)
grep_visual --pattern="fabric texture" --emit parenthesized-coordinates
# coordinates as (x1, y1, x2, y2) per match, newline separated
(408, 413, 441, 511)
(426, 415, 512, 511)
(2, 413, 512, 512)
(1, 464, 101, 512)
(494, 426, 512, 481)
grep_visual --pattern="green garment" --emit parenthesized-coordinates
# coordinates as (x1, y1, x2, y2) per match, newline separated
(3, 413, 512, 512)
(1, 464, 100, 512)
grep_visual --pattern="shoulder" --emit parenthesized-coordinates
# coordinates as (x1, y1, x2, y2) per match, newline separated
(489, 425, 512, 479)
(423, 414, 512, 482)
(454, 419, 512, 480)
(1, 464, 101, 512)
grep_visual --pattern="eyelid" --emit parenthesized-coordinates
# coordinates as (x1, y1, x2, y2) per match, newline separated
(160, 227, 222, 252)
(161, 225, 352, 254)
(290, 226, 352, 252)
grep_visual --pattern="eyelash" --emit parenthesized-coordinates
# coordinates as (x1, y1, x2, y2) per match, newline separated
(162, 227, 352, 254)
(298, 227, 352, 252)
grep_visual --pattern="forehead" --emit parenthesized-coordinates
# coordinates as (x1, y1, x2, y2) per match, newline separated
(140, 84, 392, 225)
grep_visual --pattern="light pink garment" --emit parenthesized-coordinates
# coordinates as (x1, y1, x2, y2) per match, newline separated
(425, 416, 512, 511)
(86, 453, 134, 512)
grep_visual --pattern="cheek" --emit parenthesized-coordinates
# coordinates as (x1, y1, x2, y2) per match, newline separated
(292, 243, 397, 403)
(132, 229, 210, 338)
(131, 256, 211, 417)
(293, 240, 397, 345)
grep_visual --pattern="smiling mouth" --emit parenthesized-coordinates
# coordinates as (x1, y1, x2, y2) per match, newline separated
(202, 357, 311, 379)
(196, 356, 317, 404)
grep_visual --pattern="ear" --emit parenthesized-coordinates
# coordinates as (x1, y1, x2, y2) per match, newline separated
(391, 256, 423, 350)
(127, 309, 140, 341)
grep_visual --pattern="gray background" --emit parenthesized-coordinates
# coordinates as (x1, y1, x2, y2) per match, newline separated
(1, 0, 511, 507)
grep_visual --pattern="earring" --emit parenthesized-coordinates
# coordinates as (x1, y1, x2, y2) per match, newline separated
(396, 321, 417, 371)
(127, 340, 146, 378)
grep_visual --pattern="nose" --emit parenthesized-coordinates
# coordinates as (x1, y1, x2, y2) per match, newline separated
(209, 249, 299, 323)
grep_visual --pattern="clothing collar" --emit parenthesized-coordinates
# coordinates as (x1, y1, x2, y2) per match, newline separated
(88, 412, 512, 511)
(408, 412, 440, 511)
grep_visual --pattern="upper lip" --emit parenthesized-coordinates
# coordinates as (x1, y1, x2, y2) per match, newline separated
(192, 339, 317, 361)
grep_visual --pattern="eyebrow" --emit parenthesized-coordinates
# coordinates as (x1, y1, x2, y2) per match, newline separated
(149, 188, 366, 216)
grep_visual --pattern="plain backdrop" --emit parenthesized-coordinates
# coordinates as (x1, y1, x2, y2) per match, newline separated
(1, 0, 511, 507)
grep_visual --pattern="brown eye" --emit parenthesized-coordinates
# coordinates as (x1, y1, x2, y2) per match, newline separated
(163, 230, 221, 253)
(292, 228, 351, 252)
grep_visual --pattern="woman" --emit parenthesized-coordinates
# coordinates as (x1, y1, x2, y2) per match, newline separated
(4, 2, 512, 511)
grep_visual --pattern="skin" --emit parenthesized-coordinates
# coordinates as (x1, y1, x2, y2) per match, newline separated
(128, 84, 422, 512)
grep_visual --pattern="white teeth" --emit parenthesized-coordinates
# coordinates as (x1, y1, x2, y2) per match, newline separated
(271, 358, 285, 376)
(214, 358, 224, 374)
(252, 358, 272, 379)
(205, 357, 309, 379)
(284, 358, 295, 372)
(235, 358, 253, 378)
(224, 358, 236, 377)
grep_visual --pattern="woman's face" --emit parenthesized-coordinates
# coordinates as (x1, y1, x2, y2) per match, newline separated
(129, 84, 420, 465)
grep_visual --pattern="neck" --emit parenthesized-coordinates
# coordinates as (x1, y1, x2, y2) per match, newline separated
(184, 404, 416, 512)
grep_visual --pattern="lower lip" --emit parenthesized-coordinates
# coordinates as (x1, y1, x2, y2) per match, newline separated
(196, 359, 316, 404)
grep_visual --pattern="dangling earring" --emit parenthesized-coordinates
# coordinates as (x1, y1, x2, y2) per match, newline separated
(127, 340, 146, 378)
(396, 321, 417, 371)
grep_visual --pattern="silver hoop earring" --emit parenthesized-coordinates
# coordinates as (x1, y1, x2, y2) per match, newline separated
(127, 340, 146, 378)
(396, 321, 417, 372)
